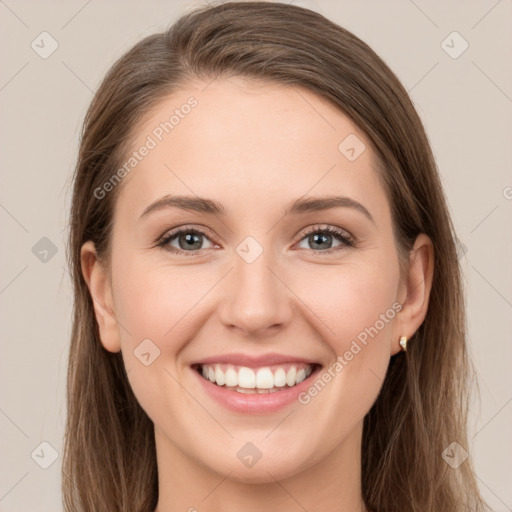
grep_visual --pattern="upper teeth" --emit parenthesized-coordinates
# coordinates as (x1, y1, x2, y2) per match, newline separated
(200, 363, 313, 389)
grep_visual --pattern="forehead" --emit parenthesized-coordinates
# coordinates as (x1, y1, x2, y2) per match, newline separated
(114, 77, 387, 222)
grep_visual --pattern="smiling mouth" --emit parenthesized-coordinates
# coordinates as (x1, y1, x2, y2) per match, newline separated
(191, 362, 322, 394)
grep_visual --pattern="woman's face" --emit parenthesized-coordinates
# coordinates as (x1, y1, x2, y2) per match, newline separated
(83, 77, 430, 483)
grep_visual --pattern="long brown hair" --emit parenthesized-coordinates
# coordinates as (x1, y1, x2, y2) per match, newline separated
(63, 2, 491, 510)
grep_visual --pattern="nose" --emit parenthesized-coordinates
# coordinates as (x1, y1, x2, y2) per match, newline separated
(217, 247, 293, 338)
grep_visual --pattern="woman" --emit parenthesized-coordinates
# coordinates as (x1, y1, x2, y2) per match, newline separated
(62, 2, 491, 511)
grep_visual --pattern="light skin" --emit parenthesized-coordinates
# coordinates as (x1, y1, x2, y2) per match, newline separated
(81, 77, 434, 512)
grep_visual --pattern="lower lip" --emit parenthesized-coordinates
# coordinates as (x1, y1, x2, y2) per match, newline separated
(191, 365, 321, 414)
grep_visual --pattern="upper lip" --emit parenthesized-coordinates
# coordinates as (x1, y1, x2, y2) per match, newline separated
(191, 352, 321, 368)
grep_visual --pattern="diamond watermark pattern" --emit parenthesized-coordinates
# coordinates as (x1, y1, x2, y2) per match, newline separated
(338, 134, 366, 161)
(237, 442, 262, 468)
(31, 441, 59, 469)
(31, 32, 59, 59)
(31, 237, 58, 263)
(442, 441, 469, 469)
(236, 236, 263, 264)
(441, 31, 469, 59)
(134, 338, 161, 366)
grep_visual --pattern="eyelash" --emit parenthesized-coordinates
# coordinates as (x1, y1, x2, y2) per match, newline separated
(156, 224, 356, 256)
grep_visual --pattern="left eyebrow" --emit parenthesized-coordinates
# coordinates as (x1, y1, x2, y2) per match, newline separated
(284, 195, 375, 224)
(139, 194, 375, 225)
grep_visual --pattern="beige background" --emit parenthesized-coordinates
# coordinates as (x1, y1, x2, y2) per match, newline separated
(0, 0, 511, 510)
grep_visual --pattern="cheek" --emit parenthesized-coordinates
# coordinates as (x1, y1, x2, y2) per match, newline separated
(112, 256, 205, 345)
(294, 265, 395, 420)
(292, 258, 398, 342)
(110, 257, 206, 424)
(292, 260, 397, 394)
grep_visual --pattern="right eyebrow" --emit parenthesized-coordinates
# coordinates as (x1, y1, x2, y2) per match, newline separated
(139, 195, 225, 221)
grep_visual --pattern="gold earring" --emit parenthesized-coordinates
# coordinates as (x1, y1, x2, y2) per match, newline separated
(399, 336, 408, 352)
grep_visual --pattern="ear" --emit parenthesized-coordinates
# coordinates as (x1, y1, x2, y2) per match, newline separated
(80, 241, 121, 353)
(392, 233, 434, 355)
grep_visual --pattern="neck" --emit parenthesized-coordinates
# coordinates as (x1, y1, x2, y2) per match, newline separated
(153, 420, 367, 512)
